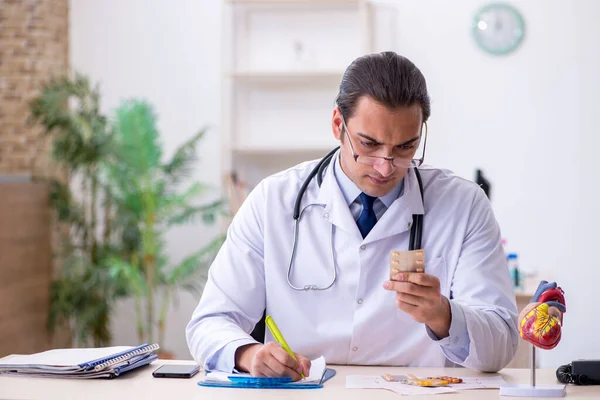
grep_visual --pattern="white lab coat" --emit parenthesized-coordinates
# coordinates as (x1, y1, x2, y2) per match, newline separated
(186, 154, 519, 372)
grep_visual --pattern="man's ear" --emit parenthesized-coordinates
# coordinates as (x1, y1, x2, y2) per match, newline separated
(331, 107, 344, 141)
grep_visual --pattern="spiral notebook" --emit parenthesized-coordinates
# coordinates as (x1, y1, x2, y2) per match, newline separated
(0, 343, 159, 379)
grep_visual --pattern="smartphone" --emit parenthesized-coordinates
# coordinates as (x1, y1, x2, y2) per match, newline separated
(152, 364, 201, 378)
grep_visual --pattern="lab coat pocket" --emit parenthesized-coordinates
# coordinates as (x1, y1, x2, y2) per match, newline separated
(426, 256, 449, 297)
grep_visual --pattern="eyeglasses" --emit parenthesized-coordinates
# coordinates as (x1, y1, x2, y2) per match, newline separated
(340, 116, 427, 169)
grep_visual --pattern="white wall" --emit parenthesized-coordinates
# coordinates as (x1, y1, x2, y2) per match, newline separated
(69, 0, 223, 360)
(70, 0, 600, 367)
(375, 0, 600, 368)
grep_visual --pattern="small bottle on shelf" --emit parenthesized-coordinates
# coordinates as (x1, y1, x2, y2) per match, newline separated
(507, 253, 523, 292)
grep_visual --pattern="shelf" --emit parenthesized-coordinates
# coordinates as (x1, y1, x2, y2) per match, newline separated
(230, 71, 344, 84)
(222, 0, 372, 199)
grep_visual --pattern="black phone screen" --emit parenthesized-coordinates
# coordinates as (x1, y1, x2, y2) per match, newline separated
(152, 364, 201, 378)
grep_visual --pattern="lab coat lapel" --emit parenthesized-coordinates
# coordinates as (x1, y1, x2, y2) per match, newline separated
(362, 168, 425, 245)
(316, 158, 362, 238)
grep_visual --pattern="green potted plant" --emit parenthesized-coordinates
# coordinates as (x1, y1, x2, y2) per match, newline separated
(106, 99, 225, 356)
(28, 73, 124, 347)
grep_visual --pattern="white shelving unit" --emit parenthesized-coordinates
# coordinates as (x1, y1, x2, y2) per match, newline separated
(221, 0, 374, 215)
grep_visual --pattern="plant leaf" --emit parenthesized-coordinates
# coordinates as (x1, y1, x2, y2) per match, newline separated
(165, 234, 225, 286)
(163, 128, 206, 184)
(167, 199, 225, 227)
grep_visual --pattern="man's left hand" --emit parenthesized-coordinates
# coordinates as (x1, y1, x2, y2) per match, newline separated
(383, 272, 452, 339)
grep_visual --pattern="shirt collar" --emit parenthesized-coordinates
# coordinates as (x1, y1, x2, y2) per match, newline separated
(332, 151, 404, 208)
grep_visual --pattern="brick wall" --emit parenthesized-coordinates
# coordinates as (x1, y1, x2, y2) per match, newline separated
(0, 0, 69, 176)
(0, 182, 53, 356)
(0, 0, 71, 354)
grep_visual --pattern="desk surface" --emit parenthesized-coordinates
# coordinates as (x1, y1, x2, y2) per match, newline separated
(0, 359, 597, 400)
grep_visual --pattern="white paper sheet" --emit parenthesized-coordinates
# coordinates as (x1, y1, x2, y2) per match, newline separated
(346, 375, 457, 396)
(304, 355, 326, 382)
(0, 346, 134, 368)
(451, 376, 507, 390)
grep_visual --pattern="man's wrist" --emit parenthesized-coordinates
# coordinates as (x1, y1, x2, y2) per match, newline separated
(427, 296, 452, 339)
(234, 343, 262, 372)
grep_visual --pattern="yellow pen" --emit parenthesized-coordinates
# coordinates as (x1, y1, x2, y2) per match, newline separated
(265, 315, 305, 379)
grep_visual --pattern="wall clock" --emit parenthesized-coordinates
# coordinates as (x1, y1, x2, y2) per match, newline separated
(472, 3, 525, 55)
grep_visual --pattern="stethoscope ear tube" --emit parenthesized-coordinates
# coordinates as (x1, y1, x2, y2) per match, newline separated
(409, 167, 424, 251)
(293, 147, 339, 220)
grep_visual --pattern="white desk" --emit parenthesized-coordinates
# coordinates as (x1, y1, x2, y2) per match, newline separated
(0, 359, 597, 399)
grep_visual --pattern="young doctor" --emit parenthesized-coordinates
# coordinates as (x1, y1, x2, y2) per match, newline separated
(186, 51, 518, 380)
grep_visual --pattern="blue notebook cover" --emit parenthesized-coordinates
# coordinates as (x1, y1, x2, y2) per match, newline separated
(82, 343, 159, 371)
(108, 353, 158, 378)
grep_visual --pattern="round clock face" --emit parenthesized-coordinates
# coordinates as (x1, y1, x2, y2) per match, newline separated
(472, 3, 525, 55)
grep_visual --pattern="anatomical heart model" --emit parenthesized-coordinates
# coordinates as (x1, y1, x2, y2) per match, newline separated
(501, 280, 567, 397)
(518, 281, 566, 350)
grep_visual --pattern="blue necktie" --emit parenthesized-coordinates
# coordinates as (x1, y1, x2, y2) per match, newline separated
(356, 193, 377, 238)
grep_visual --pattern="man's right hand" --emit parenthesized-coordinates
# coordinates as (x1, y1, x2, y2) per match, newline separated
(234, 342, 311, 381)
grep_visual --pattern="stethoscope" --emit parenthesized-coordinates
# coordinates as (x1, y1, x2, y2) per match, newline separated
(286, 147, 425, 291)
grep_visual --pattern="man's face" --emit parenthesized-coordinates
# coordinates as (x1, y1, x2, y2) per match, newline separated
(331, 96, 423, 198)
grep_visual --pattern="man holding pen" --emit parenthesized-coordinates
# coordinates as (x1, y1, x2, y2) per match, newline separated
(186, 52, 518, 380)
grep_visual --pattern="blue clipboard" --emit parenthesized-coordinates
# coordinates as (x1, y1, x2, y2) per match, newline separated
(197, 368, 336, 390)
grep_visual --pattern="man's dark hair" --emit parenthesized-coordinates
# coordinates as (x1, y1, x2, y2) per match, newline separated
(335, 51, 431, 122)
